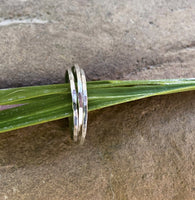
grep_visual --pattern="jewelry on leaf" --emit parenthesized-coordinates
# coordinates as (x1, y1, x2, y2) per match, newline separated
(66, 64, 88, 144)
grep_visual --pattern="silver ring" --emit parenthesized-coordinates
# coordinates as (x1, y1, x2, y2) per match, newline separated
(80, 68, 88, 145)
(66, 65, 88, 144)
(73, 64, 83, 133)
(65, 68, 79, 142)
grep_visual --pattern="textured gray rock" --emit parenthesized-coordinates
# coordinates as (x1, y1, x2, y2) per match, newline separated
(0, 0, 194, 88)
(0, 0, 195, 199)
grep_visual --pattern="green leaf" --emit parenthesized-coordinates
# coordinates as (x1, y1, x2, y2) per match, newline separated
(0, 79, 195, 133)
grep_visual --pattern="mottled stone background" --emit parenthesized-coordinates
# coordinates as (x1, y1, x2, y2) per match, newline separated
(0, 0, 195, 199)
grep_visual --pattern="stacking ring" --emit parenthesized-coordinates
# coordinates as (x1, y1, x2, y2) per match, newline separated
(65, 68, 79, 142)
(65, 65, 88, 144)
(72, 64, 83, 133)
(80, 68, 88, 145)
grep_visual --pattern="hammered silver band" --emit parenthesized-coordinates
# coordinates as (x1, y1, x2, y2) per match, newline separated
(65, 68, 79, 142)
(66, 65, 88, 144)
(80, 68, 88, 145)
(73, 64, 83, 133)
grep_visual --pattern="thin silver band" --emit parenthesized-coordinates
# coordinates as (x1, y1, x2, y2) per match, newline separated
(80, 68, 88, 145)
(73, 64, 83, 133)
(65, 68, 79, 142)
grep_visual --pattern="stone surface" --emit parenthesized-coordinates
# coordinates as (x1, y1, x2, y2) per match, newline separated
(0, 0, 195, 199)
(0, 0, 195, 88)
